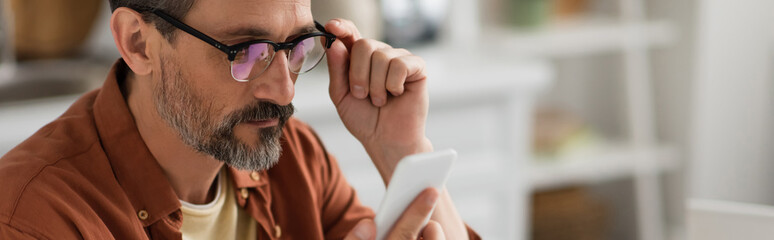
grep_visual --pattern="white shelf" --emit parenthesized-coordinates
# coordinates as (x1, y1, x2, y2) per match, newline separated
(484, 19, 678, 58)
(439, 144, 680, 192)
(0, 58, 109, 87)
(529, 144, 679, 190)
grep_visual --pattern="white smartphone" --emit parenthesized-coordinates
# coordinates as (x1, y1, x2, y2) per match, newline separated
(374, 149, 457, 240)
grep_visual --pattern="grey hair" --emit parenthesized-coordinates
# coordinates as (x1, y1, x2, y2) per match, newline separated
(108, 0, 196, 41)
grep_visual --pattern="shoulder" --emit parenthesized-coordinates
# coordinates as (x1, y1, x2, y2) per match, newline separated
(0, 90, 101, 207)
(0, 90, 116, 237)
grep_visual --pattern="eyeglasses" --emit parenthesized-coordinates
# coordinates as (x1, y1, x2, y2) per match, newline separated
(148, 9, 336, 82)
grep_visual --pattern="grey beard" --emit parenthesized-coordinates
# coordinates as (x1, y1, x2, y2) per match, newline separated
(193, 120, 284, 171)
(153, 58, 293, 171)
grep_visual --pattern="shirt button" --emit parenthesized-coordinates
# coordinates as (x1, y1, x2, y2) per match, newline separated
(250, 171, 260, 181)
(240, 188, 249, 199)
(274, 225, 282, 238)
(137, 210, 149, 220)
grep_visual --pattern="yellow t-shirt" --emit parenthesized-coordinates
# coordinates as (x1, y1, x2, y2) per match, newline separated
(180, 168, 258, 240)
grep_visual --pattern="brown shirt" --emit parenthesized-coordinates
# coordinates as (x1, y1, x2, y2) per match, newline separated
(0, 60, 481, 239)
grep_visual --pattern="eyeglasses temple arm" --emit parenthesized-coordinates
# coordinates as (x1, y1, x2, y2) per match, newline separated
(152, 10, 235, 57)
(314, 21, 337, 48)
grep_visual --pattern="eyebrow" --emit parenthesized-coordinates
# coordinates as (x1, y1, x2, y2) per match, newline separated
(222, 24, 319, 42)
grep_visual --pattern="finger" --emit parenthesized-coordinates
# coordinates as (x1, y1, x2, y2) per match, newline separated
(420, 221, 445, 240)
(386, 188, 440, 240)
(349, 39, 389, 99)
(370, 48, 410, 107)
(326, 38, 350, 105)
(344, 219, 376, 240)
(325, 18, 362, 51)
(386, 55, 427, 96)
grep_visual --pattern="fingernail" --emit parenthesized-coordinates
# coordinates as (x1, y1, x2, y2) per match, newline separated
(372, 97, 384, 106)
(332, 19, 341, 27)
(353, 223, 372, 239)
(353, 85, 366, 99)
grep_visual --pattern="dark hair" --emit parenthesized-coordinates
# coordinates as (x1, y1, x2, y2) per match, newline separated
(108, 0, 196, 41)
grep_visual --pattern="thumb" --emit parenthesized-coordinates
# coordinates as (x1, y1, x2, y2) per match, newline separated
(421, 220, 446, 240)
(326, 36, 350, 106)
(344, 218, 376, 240)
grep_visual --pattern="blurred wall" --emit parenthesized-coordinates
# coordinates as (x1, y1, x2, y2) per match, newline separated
(82, 4, 119, 61)
(690, 0, 774, 204)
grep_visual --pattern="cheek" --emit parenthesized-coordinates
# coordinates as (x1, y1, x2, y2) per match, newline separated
(171, 63, 229, 120)
(174, 50, 234, 97)
(175, 37, 233, 81)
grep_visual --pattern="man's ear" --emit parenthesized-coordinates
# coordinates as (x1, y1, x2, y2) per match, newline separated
(110, 7, 155, 76)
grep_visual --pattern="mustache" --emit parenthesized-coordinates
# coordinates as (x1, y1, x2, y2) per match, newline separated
(222, 102, 295, 128)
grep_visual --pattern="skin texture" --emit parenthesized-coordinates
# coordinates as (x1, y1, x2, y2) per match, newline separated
(109, 0, 468, 239)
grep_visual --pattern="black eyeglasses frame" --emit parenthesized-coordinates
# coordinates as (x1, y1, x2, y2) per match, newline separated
(144, 9, 337, 62)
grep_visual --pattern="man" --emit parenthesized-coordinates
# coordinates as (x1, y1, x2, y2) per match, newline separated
(0, 0, 479, 239)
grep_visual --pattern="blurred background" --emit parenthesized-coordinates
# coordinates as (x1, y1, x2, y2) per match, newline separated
(1, 0, 773, 239)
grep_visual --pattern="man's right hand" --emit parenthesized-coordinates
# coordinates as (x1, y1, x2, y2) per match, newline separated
(345, 188, 444, 240)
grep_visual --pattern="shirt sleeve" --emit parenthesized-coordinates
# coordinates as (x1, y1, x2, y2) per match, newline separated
(317, 148, 376, 239)
(0, 223, 40, 239)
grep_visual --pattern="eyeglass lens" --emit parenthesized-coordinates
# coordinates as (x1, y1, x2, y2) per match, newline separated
(230, 35, 328, 81)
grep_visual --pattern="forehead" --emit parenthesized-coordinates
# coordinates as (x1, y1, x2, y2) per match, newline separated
(183, 0, 313, 39)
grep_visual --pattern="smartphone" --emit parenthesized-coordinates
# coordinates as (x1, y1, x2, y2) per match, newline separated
(374, 149, 457, 240)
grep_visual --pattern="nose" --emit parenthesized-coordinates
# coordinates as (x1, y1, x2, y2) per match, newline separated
(249, 51, 295, 106)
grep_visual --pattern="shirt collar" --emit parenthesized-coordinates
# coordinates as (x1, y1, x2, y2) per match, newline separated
(93, 59, 181, 227)
(228, 168, 270, 189)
